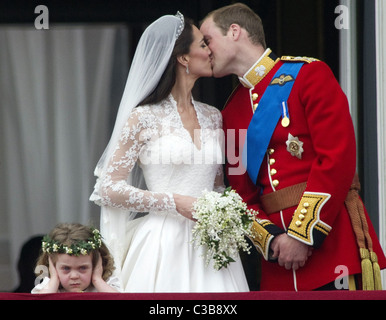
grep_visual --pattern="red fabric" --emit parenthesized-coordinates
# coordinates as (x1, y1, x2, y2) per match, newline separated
(223, 59, 386, 291)
(1, 291, 386, 300)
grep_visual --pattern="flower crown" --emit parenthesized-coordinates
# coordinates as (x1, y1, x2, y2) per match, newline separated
(42, 228, 102, 256)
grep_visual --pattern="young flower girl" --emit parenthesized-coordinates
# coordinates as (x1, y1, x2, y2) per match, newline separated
(32, 223, 121, 293)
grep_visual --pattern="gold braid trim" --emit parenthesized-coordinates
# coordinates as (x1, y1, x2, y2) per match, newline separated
(345, 173, 383, 290)
(287, 192, 331, 245)
(249, 219, 274, 260)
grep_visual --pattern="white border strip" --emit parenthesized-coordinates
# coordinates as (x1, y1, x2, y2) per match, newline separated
(375, 0, 386, 289)
(339, 0, 358, 139)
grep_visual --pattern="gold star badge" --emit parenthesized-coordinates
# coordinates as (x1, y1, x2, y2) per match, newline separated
(286, 133, 304, 159)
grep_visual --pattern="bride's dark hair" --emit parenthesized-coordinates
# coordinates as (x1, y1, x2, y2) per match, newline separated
(138, 18, 194, 106)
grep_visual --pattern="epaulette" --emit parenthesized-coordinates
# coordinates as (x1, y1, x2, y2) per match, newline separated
(281, 56, 319, 64)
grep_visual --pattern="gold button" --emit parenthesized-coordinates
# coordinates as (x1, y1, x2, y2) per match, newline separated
(298, 214, 305, 221)
(270, 168, 277, 176)
(295, 221, 302, 227)
(268, 148, 275, 155)
(272, 180, 279, 187)
(269, 159, 276, 165)
(300, 208, 308, 214)
(253, 103, 258, 111)
(252, 93, 259, 101)
(303, 202, 310, 208)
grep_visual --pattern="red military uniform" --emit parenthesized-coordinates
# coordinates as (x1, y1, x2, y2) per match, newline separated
(222, 49, 386, 291)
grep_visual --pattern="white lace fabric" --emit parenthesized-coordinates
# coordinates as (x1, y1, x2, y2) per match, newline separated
(93, 94, 225, 215)
(90, 95, 251, 293)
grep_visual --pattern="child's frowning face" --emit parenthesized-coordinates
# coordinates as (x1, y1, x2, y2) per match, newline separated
(55, 254, 93, 292)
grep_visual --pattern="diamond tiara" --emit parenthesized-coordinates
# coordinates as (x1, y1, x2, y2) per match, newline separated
(175, 11, 185, 39)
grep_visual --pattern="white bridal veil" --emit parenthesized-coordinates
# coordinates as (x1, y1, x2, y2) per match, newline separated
(90, 12, 185, 269)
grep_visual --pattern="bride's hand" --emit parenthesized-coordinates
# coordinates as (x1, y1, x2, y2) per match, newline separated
(173, 194, 197, 221)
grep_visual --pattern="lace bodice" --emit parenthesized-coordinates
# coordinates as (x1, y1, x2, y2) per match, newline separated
(92, 94, 225, 213)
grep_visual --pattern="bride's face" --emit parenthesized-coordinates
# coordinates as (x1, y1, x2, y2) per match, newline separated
(186, 26, 213, 78)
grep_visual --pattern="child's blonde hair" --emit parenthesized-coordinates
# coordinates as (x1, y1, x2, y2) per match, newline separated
(35, 223, 115, 281)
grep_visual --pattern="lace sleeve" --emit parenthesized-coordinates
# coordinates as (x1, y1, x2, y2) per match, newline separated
(213, 164, 226, 193)
(208, 105, 225, 193)
(98, 108, 176, 212)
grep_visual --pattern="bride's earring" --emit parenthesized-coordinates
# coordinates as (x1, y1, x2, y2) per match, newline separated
(186, 64, 189, 74)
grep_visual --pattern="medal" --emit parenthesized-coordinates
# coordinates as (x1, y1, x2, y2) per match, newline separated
(281, 101, 290, 127)
(281, 116, 290, 128)
(286, 133, 304, 159)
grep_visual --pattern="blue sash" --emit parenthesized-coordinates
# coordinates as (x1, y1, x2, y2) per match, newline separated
(242, 62, 304, 185)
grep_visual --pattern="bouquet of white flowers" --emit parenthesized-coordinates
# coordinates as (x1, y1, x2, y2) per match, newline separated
(192, 187, 257, 270)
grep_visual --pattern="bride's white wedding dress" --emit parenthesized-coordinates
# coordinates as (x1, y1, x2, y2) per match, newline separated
(92, 94, 249, 292)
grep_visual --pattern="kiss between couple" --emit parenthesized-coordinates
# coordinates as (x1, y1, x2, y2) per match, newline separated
(90, 3, 386, 292)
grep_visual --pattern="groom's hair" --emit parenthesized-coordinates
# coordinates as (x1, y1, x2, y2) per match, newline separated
(203, 3, 266, 49)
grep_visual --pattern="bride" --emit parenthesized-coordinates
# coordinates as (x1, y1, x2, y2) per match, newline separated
(90, 12, 249, 292)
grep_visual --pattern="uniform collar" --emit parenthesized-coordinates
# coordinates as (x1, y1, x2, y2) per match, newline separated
(239, 48, 280, 88)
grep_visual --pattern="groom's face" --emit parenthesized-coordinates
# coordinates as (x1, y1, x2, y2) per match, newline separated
(200, 17, 234, 78)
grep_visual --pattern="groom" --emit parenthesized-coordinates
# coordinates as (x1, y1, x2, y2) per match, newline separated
(200, 3, 386, 291)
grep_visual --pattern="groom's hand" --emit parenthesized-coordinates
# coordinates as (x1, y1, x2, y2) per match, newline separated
(270, 233, 313, 270)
